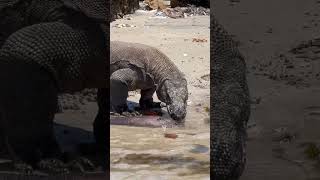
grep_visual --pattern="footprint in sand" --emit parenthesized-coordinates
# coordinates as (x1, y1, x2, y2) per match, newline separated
(305, 106, 320, 116)
(302, 106, 320, 141)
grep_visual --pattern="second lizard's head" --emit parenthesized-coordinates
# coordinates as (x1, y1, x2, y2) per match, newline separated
(157, 79, 188, 122)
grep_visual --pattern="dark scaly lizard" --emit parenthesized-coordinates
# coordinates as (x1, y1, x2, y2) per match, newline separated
(211, 15, 251, 179)
(0, 0, 108, 173)
(110, 41, 188, 123)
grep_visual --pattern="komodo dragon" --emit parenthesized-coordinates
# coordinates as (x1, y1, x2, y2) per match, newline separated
(110, 41, 188, 122)
(0, 0, 108, 172)
(211, 15, 251, 179)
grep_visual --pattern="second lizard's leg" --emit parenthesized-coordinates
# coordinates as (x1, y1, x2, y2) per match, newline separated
(110, 68, 138, 113)
(94, 88, 108, 148)
(93, 88, 107, 169)
(0, 60, 59, 170)
(0, 20, 105, 172)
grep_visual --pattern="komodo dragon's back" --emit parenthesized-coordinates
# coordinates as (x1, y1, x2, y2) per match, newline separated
(0, 0, 108, 92)
(110, 41, 147, 73)
(62, 0, 107, 21)
(110, 41, 185, 82)
(211, 15, 250, 179)
(0, 0, 107, 20)
(0, 0, 108, 34)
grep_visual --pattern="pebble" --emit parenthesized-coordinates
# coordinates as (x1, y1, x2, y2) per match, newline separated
(189, 144, 209, 154)
(164, 133, 178, 139)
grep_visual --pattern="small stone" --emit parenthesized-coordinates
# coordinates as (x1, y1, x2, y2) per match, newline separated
(164, 133, 178, 139)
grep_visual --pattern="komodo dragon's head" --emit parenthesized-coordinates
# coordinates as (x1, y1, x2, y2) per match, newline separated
(157, 79, 188, 123)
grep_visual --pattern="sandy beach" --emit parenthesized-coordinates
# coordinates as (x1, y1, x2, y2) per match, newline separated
(109, 8, 210, 180)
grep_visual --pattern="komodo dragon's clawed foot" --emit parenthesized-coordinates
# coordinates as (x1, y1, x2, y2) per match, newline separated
(76, 142, 106, 170)
(4, 137, 34, 174)
(121, 111, 141, 116)
(37, 158, 69, 174)
(66, 157, 96, 173)
(13, 162, 34, 174)
(111, 104, 129, 114)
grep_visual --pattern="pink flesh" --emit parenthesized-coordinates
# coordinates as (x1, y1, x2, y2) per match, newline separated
(110, 116, 178, 128)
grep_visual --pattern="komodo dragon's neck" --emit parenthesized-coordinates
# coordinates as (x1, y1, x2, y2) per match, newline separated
(146, 49, 185, 89)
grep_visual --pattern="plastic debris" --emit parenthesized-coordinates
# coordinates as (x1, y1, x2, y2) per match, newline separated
(114, 24, 136, 28)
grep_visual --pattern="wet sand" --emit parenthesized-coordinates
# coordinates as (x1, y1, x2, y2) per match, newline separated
(214, 0, 320, 179)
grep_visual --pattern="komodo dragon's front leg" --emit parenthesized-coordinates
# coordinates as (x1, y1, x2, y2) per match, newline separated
(110, 68, 159, 113)
(110, 69, 131, 112)
(139, 87, 161, 110)
(93, 88, 107, 169)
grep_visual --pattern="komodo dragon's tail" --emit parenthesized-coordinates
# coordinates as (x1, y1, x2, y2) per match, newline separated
(211, 15, 251, 180)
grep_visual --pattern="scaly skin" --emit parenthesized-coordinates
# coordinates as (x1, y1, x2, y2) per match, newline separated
(0, 0, 108, 173)
(110, 41, 188, 123)
(211, 15, 251, 179)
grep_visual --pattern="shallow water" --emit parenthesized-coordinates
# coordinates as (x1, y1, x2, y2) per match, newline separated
(110, 89, 210, 179)
(108, 84, 210, 179)
(109, 88, 210, 179)
(110, 124, 210, 179)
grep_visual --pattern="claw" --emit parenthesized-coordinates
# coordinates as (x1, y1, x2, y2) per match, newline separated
(3, 136, 34, 174)
(77, 157, 95, 170)
(111, 104, 128, 114)
(67, 157, 95, 173)
(13, 162, 33, 174)
(37, 159, 69, 174)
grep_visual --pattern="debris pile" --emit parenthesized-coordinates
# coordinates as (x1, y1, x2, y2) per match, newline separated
(113, 23, 136, 28)
(144, 0, 170, 10)
(142, 0, 209, 18)
(155, 5, 210, 18)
